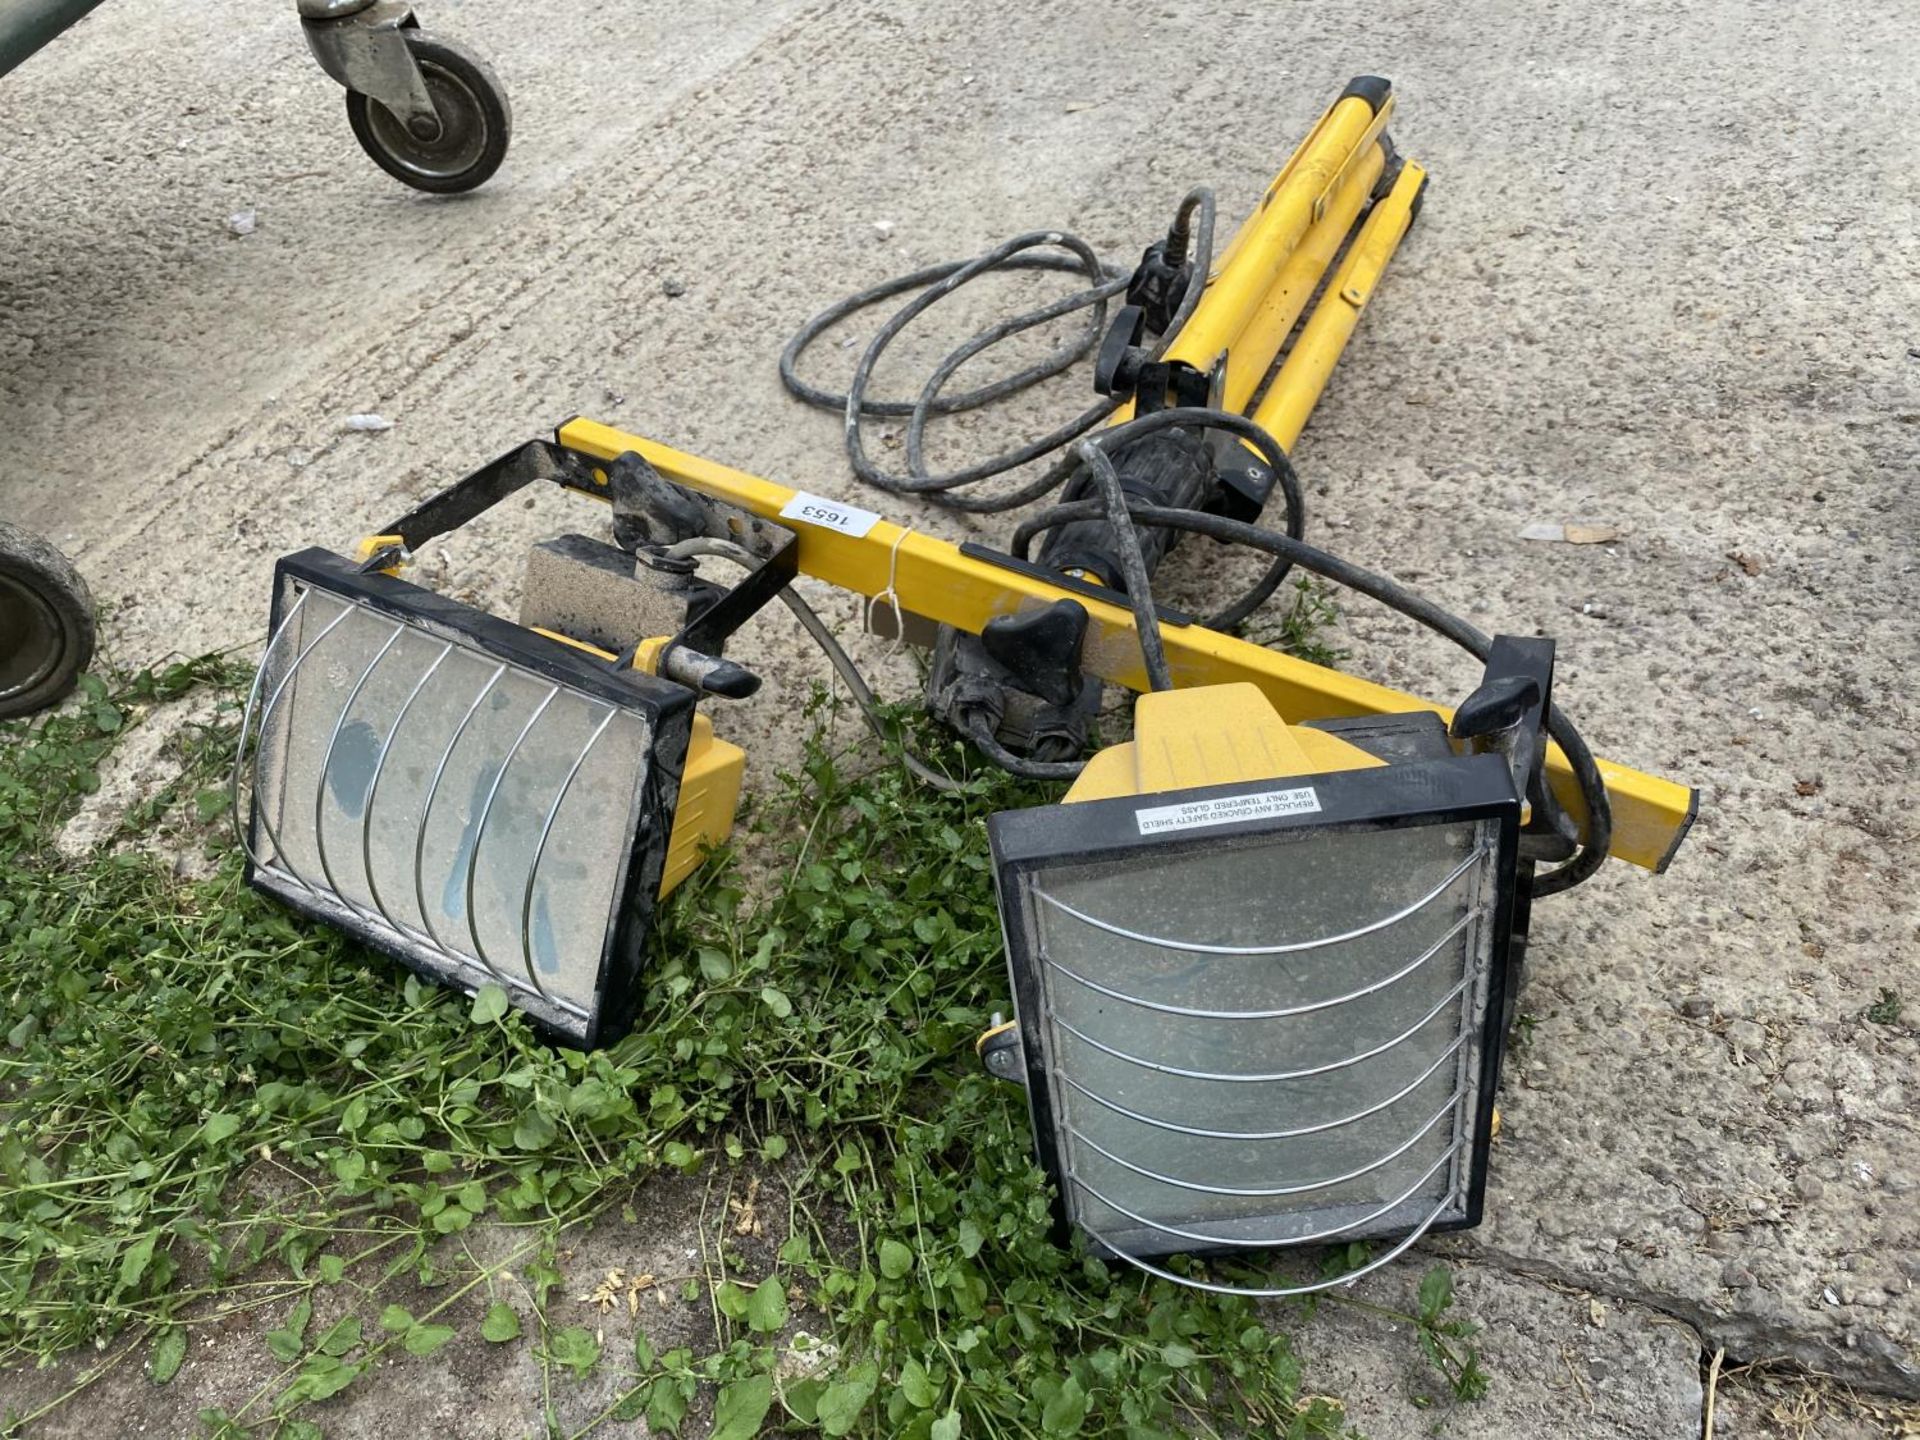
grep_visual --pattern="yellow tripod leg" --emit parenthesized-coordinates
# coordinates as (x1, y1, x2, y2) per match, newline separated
(1218, 140, 1389, 418)
(1121, 80, 1395, 414)
(1251, 159, 1427, 449)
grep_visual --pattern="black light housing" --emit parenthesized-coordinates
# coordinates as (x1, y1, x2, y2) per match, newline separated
(238, 548, 695, 1048)
(988, 726, 1523, 1294)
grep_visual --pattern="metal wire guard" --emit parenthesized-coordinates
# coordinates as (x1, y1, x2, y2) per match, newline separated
(231, 583, 635, 1023)
(1033, 831, 1494, 1296)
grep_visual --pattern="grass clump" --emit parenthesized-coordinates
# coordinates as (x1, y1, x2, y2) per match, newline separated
(1, 660, 1474, 1438)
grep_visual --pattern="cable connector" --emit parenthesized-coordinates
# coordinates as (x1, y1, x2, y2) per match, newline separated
(1125, 235, 1196, 336)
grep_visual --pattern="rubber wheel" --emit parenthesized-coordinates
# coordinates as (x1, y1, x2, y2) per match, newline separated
(0, 521, 96, 720)
(344, 33, 511, 194)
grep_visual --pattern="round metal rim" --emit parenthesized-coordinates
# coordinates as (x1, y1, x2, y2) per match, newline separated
(360, 641, 456, 935)
(231, 590, 311, 856)
(463, 687, 560, 981)
(312, 624, 407, 916)
(517, 707, 617, 1002)
(1066, 1088, 1463, 1199)
(0, 571, 68, 702)
(1055, 1027, 1468, 1142)
(247, 599, 358, 893)
(1050, 974, 1471, 1084)
(412, 664, 508, 969)
(365, 61, 490, 182)
(1084, 1172, 1461, 1298)
(1073, 1143, 1459, 1255)
(1041, 911, 1474, 1021)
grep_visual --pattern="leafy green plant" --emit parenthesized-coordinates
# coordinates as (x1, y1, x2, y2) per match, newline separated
(1509, 1010, 1541, 1058)
(0, 663, 1478, 1436)
(1866, 988, 1902, 1025)
(1252, 576, 1348, 669)
(1412, 1266, 1488, 1403)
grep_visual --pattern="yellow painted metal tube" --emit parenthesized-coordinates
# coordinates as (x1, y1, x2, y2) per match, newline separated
(1123, 88, 1393, 414)
(554, 418, 1697, 874)
(1251, 158, 1426, 449)
(1218, 141, 1387, 418)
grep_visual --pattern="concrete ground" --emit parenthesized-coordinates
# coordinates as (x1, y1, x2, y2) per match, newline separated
(3, 0, 1917, 1435)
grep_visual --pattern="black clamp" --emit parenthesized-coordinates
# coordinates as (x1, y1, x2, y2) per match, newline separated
(1092, 304, 1148, 397)
(598, 450, 801, 658)
(1131, 358, 1210, 414)
(979, 599, 1091, 707)
(1090, 223, 1199, 402)
(1093, 308, 1209, 414)
(1451, 636, 1576, 863)
(1207, 439, 1281, 522)
(924, 597, 1100, 765)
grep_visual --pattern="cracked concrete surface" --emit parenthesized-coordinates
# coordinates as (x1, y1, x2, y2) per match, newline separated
(3, 0, 1917, 1432)
(1288, 1262, 1706, 1437)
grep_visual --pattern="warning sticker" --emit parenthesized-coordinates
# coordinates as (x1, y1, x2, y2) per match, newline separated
(778, 491, 882, 539)
(1134, 787, 1321, 836)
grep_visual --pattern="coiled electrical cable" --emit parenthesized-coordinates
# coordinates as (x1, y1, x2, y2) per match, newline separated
(779, 190, 1217, 511)
(1077, 436, 1173, 693)
(780, 200, 1611, 894)
(779, 195, 1306, 626)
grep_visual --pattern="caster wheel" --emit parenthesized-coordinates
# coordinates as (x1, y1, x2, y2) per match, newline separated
(0, 521, 96, 721)
(345, 32, 510, 194)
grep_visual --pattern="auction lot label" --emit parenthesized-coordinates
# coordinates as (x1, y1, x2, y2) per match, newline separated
(778, 492, 882, 538)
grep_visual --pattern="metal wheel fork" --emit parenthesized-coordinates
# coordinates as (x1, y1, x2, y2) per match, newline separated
(298, 0, 442, 143)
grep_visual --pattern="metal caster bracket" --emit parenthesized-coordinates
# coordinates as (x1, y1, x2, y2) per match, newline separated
(299, 0, 440, 137)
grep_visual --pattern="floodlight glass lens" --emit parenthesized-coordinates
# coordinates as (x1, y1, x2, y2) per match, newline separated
(1020, 820, 1499, 1257)
(250, 582, 654, 1026)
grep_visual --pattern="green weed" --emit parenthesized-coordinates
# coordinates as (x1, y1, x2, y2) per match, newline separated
(1259, 576, 1348, 670)
(1, 663, 1476, 1436)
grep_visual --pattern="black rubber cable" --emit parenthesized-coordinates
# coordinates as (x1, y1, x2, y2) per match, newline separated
(778, 252, 1120, 419)
(779, 190, 1218, 513)
(1076, 438, 1174, 692)
(964, 713, 1090, 782)
(1013, 494, 1614, 895)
